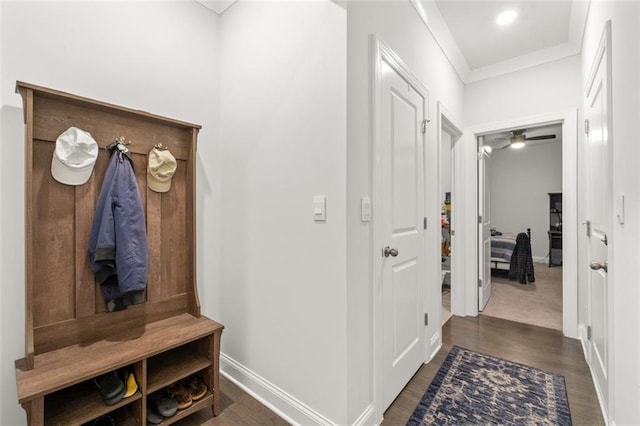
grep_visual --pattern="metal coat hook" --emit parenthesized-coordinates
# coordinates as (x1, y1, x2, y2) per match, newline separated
(154, 142, 169, 151)
(105, 135, 131, 153)
(115, 136, 131, 153)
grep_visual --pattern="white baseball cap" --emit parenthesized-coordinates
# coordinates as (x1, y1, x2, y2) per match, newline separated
(51, 127, 99, 185)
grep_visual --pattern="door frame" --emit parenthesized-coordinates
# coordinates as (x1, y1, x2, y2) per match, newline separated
(370, 35, 430, 422)
(455, 110, 578, 338)
(436, 102, 463, 333)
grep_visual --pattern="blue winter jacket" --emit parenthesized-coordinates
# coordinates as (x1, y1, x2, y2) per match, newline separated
(89, 149, 148, 311)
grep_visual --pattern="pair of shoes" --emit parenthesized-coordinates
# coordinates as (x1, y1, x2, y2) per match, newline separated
(183, 375, 208, 401)
(167, 375, 208, 409)
(167, 382, 192, 410)
(94, 371, 125, 406)
(147, 393, 178, 424)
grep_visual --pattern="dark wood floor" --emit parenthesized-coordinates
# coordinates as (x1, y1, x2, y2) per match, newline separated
(175, 375, 289, 426)
(179, 315, 603, 425)
(382, 315, 605, 425)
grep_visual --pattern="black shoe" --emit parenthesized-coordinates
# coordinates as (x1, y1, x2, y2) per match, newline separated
(94, 371, 125, 402)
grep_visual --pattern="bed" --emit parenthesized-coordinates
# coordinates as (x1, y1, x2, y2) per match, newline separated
(490, 228, 531, 270)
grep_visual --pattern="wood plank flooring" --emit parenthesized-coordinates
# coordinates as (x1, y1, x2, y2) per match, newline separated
(179, 315, 603, 425)
(382, 315, 604, 425)
(175, 375, 289, 426)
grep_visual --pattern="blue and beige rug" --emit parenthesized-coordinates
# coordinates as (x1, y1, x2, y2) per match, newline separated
(407, 346, 572, 425)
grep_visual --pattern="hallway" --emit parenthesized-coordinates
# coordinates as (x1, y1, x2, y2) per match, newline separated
(382, 315, 604, 425)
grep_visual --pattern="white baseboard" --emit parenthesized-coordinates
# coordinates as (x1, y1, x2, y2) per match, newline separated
(578, 323, 588, 347)
(221, 353, 336, 425)
(576, 325, 610, 425)
(533, 256, 548, 264)
(222, 353, 378, 426)
(352, 403, 375, 426)
(430, 333, 442, 362)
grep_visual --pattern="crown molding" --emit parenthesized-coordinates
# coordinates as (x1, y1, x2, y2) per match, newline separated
(411, 0, 590, 84)
(194, 0, 236, 15)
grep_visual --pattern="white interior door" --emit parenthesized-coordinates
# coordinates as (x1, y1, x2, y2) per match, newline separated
(478, 139, 491, 310)
(379, 59, 426, 412)
(584, 22, 611, 411)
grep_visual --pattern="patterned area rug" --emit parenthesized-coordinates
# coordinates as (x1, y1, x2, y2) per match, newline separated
(407, 346, 572, 425)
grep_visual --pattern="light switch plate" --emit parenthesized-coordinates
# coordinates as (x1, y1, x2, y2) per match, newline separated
(361, 196, 371, 222)
(313, 195, 326, 221)
(617, 193, 625, 224)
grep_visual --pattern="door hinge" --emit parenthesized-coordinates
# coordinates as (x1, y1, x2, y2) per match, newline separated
(584, 119, 590, 135)
(424, 313, 428, 326)
(478, 215, 482, 224)
(587, 325, 592, 340)
(478, 279, 482, 288)
(421, 119, 428, 134)
(584, 220, 591, 237)
(423, 217, 427, 230)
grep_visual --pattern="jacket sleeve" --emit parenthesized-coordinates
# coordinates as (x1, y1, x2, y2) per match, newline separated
(112, 156, 148, 294)
(89, 153, 118, 286)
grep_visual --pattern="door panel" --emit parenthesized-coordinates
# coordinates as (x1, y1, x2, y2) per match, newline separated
(584, 24, 610, 410)
(392, 258, 419, 365)
(391, 89, 418, 231)
(478, 140, 492, 310)
(380, 59, 425, 411)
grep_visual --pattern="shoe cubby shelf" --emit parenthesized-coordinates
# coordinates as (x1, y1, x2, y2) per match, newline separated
(16, 314, 223, 425)
(45, 380, 142, 426)
(147, 345, 212, 394)
(14, 82, 224, 426)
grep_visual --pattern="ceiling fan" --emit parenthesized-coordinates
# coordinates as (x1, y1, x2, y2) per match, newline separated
(496, 129, 556, 150)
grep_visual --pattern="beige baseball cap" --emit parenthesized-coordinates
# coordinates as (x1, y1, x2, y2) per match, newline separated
(51, 127, 99, 185)
(147, 147, 177, 193)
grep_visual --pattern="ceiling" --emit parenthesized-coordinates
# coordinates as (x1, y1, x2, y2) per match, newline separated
(434, 1, 572, 69)
(196, 0, 590, 84)
(482, 123, 563, 150)
(413, 0, 589, 82)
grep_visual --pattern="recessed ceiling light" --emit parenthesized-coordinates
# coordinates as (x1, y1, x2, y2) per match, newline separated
(496, 9, 518, 26)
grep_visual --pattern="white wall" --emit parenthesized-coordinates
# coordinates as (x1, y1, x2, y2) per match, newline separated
(347, 2, 464, 422)
(580, 2, 640, 423)
(0, 2, 219, 424)
(218, 2, 348, 424)
(489, 142, 563, 259)
(464, 55, 582, 126)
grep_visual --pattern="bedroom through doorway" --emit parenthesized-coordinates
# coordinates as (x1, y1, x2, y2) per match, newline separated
(478, 123, 564, 331)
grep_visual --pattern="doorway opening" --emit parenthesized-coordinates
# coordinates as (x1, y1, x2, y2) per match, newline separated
(462, 109, 578, 338)
(478, 123, 564, 330)
(437, 103, 463, 327)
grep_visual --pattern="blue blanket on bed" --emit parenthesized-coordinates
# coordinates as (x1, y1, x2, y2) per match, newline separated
(491, 234, 517, 262)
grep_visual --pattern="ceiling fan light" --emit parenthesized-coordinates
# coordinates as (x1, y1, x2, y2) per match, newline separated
(510, 133, 526, 147)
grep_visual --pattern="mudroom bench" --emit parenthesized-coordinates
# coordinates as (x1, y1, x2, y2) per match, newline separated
(14, 82, 223, 425)
(16, 314, 223, 425)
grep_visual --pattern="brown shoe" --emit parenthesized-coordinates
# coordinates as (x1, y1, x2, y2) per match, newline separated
(183, 375, 208, 401)
(167, 382, 192, 410)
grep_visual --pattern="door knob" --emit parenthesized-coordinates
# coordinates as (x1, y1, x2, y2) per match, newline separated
(383, 246, 399, 258)
(590, 261, 608, 272)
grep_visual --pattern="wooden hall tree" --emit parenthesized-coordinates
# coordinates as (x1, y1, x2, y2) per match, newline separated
(13, 82, 223, 425)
